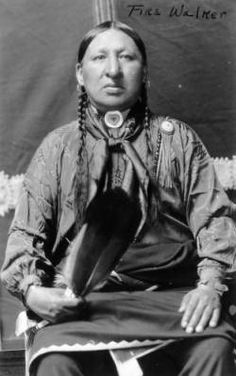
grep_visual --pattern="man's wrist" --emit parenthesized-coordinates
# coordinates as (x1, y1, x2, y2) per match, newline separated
(197, 280, 228, 296)
(197, 262, 228, 295)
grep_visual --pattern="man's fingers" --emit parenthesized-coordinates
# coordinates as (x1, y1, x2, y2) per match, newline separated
(209, 307, 221, 328)
(179, 287, 222, 333)
(54, 297, 87, 322)
(195, 306, 221, 332)
(181, 295, 198, 329)
(63, 296, 85, 307)
(194, 305, 214, 333)
(179, 294, 190, 313)
(185, 301, 209, 333)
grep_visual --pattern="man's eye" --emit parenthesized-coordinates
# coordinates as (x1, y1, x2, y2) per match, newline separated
(93, 55, 106, 61)
(120, 54, 134, 61)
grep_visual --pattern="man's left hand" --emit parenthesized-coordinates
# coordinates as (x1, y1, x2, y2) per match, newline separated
(179, 285, 221, 333)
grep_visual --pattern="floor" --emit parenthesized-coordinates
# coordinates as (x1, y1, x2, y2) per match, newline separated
(0, 350, 25, 376)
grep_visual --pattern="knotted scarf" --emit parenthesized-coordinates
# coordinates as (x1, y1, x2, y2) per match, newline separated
(74, 104, 153, 239)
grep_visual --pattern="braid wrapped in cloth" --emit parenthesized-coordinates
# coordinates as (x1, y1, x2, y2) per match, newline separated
(73, 89, 89, 233)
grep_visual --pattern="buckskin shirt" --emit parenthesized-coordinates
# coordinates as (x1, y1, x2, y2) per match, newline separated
(1, 109, 236, 370)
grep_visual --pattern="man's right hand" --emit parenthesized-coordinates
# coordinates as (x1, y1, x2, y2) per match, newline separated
(26, 286, 86, 323)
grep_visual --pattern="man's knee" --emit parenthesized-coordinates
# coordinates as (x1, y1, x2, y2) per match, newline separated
(181, 337, 236, 376)
(198, 336, 234, 358)
(33, 352, 84, 376)
(32, 351, 117, 376)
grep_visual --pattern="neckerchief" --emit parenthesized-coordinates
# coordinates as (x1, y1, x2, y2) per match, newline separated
(75, 104, 151, 239)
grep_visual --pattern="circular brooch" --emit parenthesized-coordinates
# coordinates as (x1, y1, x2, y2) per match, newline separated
(161, 120, 174, 135)
(104, 111, 123, 128)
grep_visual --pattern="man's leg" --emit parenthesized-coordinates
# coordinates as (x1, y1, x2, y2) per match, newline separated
(33, 351, 117, 376)
(165, 337, 235, 376)
(34, 353, 85, 376)
(140, 348, 178, 376)
(140, 337, 235, 376)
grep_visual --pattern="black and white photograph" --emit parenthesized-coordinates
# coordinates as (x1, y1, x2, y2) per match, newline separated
(0, 1, 236, 375)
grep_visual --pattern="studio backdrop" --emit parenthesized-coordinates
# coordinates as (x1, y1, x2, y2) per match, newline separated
(0, 0, 235, 350)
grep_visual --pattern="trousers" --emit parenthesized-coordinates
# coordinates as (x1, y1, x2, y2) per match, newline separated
(34, 337, 235, 376)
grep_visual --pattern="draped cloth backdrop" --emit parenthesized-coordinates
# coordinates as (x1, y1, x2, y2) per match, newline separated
(0, 0, 235, 350)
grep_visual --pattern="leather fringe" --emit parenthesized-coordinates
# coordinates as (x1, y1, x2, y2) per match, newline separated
(158, 119, 175, 188)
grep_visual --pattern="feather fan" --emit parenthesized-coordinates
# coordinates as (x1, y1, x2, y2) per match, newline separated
(63, 188, 142, 297)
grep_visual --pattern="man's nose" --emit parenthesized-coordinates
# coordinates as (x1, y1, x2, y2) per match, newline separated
(106, 56, 121, 78)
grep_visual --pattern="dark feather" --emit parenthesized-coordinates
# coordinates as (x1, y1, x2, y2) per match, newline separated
(63, 188, 142, 297)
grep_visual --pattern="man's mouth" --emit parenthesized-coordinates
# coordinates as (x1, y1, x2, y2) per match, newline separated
(103, 84, 124, 94)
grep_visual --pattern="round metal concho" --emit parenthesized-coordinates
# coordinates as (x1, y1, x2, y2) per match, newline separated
(104, 111, 124, 128)
(161, 120, 175, 135)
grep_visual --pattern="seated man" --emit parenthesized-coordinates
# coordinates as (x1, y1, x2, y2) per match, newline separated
(1, 20, 236, 376)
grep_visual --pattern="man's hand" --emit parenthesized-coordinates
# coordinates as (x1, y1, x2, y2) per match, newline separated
(179, 285, 221, 333)
(26, 286, 86, 323)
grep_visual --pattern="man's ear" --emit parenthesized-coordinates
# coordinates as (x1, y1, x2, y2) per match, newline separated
(76, 63, 84, 87)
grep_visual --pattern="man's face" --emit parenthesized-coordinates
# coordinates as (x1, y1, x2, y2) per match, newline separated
(76, 29, 145, 112)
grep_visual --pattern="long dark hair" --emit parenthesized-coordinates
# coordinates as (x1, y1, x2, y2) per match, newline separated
(74, 21, 149, 231)
(76, 20, 149, 139)
(77, 20, 147, 66)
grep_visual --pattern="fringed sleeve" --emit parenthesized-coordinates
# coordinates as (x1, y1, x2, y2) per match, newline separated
(0, 132, 60, 304)
(178, 122, 236, 284)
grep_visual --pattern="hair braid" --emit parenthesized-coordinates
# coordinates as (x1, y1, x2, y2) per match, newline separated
(74, 87, 88, 232)
(77, 87, 88, 161)
(141, 83, 152, 153)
